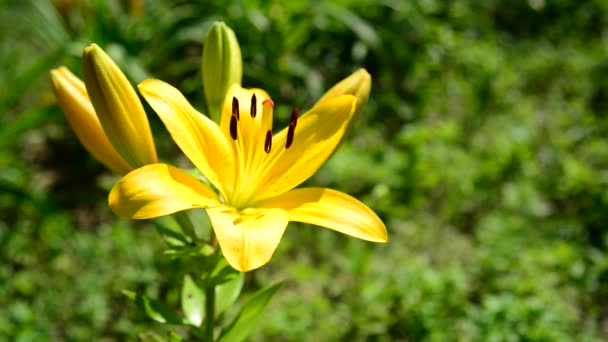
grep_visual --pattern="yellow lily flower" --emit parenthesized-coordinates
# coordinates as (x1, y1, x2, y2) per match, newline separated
(50, 66, 132, 175)
(109, 80, 387, 272)
(82, 44, 157, 168)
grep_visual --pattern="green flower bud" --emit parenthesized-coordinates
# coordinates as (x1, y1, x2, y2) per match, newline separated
(202, 22, 243, 122)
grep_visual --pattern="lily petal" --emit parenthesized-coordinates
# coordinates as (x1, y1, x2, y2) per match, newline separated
(207, 206, 289, 272)
(316, 68, 371, 127)
(110, 163, 220, 219)
(257, 95, 357, 200)
(138, 79, 235, 196)
(259, 187, 387, 242)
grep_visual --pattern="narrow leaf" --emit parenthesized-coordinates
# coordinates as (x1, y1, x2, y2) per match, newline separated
(218, 282, 283, 342)
(153, 220, 190, 247)
(123, 290, 183, 325)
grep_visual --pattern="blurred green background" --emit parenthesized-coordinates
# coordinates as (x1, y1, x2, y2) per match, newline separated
(2, 0, 608, 340)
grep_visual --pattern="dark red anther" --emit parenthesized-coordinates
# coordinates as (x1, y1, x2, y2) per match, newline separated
(229, 115, 238, 140)
(285, 107, 298, 148)
(286, 125, 295, 149)
(290, 108, 299, 127)
(251, 94, 257, 118)
(264, 130, 272, 153)
(232, 97, 239, 120)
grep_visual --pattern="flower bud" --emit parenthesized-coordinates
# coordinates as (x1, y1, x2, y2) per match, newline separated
(316, 68, 371, 129)
(82, 44, 157, 168)
(202, 22, 243, 122)
(50, 66, 132, 174)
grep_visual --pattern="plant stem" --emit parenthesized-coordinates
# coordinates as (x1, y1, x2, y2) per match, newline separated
(205, 283, 216, 341)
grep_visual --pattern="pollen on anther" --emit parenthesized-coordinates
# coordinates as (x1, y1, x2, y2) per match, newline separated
(264, 130, 272, 153)
(232, 97, 239, 120)
(229, 115, 238, 140)
(251, 94, 257, 118)
(286, 125, 295, 149)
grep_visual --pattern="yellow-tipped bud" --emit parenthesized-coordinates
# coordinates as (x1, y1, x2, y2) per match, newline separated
(82, 44, 157, 168)
(317, 68, 371, 128)
(202, 22, 243, 122)
(50, 66, 132, 175)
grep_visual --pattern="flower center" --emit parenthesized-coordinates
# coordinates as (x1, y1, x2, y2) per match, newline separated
(229, 95, 298, 153)
(225, 94, 299, 209)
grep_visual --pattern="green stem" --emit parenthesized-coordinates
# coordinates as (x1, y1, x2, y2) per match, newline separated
(174, 211, 198, 244)
(205, 283, 216, 341)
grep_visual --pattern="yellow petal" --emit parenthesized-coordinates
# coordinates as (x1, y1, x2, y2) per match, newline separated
(82, 44, 157, 168)
(257, 95, 357, 200)
(50, 67, 132, 175)
(109, 163, 220, 219)
(259, 187, 387, 242)
(138, 79, 234, 196)
(316, 68, 371, 127)
(207, 206, 289, 272)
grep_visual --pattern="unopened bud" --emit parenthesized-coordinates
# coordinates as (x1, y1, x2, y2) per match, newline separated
(50, 66, 132, 174)
(202, 22, 243, 122)
(82, 44, 157, 168)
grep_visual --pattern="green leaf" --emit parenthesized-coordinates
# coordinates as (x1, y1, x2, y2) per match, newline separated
(153, 220, 190, 247)
(174, 211, 199, 242)
(181, 275, 206, 327)
(122, 290, 183, 325)
(215, 272, 244, 316)
(201, 254, 241, 287)
(217, 281, 283, 342)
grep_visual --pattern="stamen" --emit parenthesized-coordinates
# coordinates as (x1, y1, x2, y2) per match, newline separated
(232, 97, 239, 120)
(229, 115, 238, 140)
(285, 107, 298, 149)
(264, 130, 272, 153)
(251, 94, 257, 118)
(290, 108, 299, 128)
(286, 124, 295, 149)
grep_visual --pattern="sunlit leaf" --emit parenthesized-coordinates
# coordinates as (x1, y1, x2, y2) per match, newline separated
(217, 281, 283, 342)
(168, 331, 185, 342)
(215, 272, 244, 316)
(181, 275, 205, 327)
